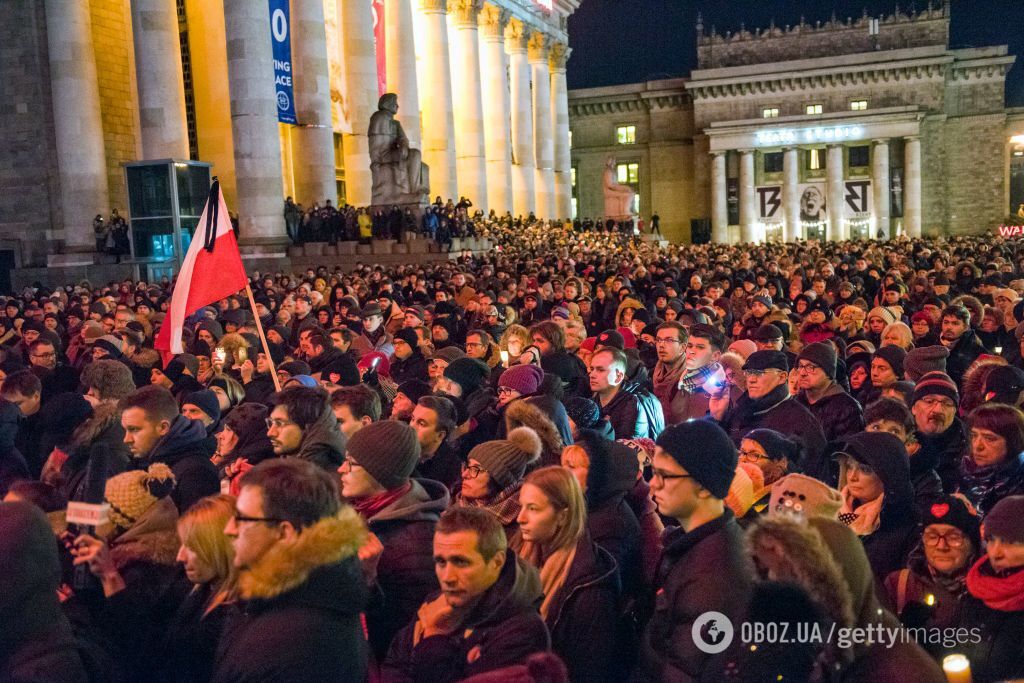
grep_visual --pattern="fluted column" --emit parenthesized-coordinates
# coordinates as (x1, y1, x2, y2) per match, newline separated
(549, 42, 572, 221)
(710, 152, 728, 244)
(507, 21, 535, 217)
(223, 0, 287, 251)
(290, 0, 336, 207)
(45, 0, 109, 256)
(338, 0, 379, 206)
(739, 149, 756, 243)
(905, 136, 922, 238)
(385, 0, 421, 149)
(479, 5, 512, 215)
(872, 139, 891, 239)
(418, 0, 457, 202)
(826, 144, 846, 241)
(783, 147, 800, 242)
(529, 33, 554, 219)
(130, 0, 189, 159)
(449, 0, 488, 211)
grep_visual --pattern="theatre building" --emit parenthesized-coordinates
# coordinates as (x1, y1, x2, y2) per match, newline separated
(570, 3, 1024, 244)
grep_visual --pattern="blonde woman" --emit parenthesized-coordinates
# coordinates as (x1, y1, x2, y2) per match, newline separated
(880, 322, 915, 351)
(499, 324, 532, 366)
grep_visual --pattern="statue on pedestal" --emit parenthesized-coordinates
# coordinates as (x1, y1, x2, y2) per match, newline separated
(603, 156, 636, 219)
(368, 93, 430, 206)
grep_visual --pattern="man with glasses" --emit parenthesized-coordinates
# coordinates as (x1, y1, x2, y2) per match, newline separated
(651, 321, 692, 425)
(28, 338, 80, 400)
(216, 458, 370, 682)
(640, 419, 753, 681)
(794, 341, 864, 445)
(911, 371, 966, 491)
(266, 386, 346, 471)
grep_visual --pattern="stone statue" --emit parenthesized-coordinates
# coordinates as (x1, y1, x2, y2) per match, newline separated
(368, 93, 429, 206)
(603, 157, 636, 219)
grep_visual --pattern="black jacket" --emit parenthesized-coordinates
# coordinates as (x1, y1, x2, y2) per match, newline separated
(916, 417, 967, 493)
(796, 382, 864, 445)
(413, 441, 463, 493)
(145, 415, 220, 513)
(60, 403, 132, 503)
(960, 566, 1024, 683)
(945, 329, 986, 387)
(156, 583, 237, 683)
(382, 551, 550, 682)
(294, 407, 346, 471)
(597, 382, 663, 440)
(308, 346, 360, 386)
(391, 351, 430, 385)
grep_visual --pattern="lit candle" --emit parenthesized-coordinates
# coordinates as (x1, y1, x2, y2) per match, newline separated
(995, 346, 1003, 355)
(500, 350, 509, 367)
(925, 594, 936, 607)
(942, 654, 971, 683)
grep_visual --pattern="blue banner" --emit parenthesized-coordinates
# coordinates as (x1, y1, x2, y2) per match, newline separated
(269, 0, 296, 124)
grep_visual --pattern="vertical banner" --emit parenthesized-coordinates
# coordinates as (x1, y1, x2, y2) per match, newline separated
(756, 186, 782, 220)
(269, 0, 297, 124)
(726, 178, 739, 225)
(372, 0, 386, 96)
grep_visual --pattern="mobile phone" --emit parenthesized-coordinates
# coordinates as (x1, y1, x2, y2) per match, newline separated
(213, 347, 227, 364)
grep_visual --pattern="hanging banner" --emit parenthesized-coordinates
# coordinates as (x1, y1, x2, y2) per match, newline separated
(756, 186, 782, 221)
(844, 180, 871, 217)
(727, 178, 740, 225)
(269, 0, 297, 124)
(372, 0, 386, 96)
(798, 183, 827, 223)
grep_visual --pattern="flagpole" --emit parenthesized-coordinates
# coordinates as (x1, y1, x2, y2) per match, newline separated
(244, 283, 283, 393)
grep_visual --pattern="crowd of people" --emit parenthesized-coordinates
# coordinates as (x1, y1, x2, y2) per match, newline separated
(4, 216, 1024, 682)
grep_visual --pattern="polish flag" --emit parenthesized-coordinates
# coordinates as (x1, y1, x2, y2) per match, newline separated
(154, 180, 248, 359)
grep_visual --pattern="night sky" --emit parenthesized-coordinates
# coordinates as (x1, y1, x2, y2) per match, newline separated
(566, 1, 1024, 107)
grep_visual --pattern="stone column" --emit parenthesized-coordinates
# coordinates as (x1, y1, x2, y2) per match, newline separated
(529, 32, 554, 219)
(449, 0, 488, 211)
(417, 0, 457, 203)
(385, 0, 421, 149)
(130, 0, 189, 159)
(338, 0, 379, 206)
(783, 147, 800, 242)
(739, 149, 756, 243)
(872, 139, 891, 239)
(549, 42, 572, 221)
(826, 144, 846, 241)
(45, 0, 109, 258)
(710, 152, 728, 244)
(506, 21, 535, 217)
(223, 0, 287, 252)
(290, 0, 336, 207)
(479, 5, 512, 215)
(905, 136, 922, 237)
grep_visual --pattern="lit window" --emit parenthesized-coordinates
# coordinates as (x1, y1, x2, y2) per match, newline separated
(805, 103, 823, 115)
(762, 107, 779, 119)
(617, 162, 639, 185)
(616, 125, 636, 145)
(807, 148, 823, 171)
(850, 100, 868, 111)
(571, 167, 577, 187)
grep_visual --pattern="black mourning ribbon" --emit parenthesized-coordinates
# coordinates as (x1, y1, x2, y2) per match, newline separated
(203, 177, 221, 253)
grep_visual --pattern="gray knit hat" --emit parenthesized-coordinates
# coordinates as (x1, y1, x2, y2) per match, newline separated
(468, 427, 542, 490)
(904, 345, 949, 382)
(345, 420, 421, 489)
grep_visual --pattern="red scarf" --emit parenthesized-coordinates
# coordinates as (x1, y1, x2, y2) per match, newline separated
(966, 556, 1024, 612)
(351, 482, 412, 521)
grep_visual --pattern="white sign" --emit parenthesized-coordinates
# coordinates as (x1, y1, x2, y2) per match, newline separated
(844, 180, 871, 215)
(757, 186, 782, 220)
(66, 502, 110, 527)
(755, 125, 865, 147)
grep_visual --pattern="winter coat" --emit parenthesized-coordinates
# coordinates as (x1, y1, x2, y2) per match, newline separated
(945, 329, 986, 387)
(884, 547, 976, 644)
(242, 373, 277, 406)
(308, 346, 359, 386)
(58, 403, 132, 503)
(625, 477, 664, 587)
(351, 329, 395, 360)
(795, 382, 864, 445)
(958, 452, 1024, 516)
(364, 479, 451, 661)
(294, 407, 346, 471)
(145, 415, 220, 513)
(391, 351, 430, 385)
(651, 358, 710, 425)
(638, 510, 754, 682)
(960, 560, 1024, 683)
(413, 441, 463, 494)
(381, 550, 550, 683)
(212, 509, 370, 683)
(597, 383, 663, 440)
(916, 417, 968, 492)
(0, 401, 30, 496)
(155, 582, 238, 683)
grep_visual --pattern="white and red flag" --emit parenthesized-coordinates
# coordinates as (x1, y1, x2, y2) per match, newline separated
(154, 179, 248, 361)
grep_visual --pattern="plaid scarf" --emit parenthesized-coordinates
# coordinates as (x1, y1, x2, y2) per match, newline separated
(678, 362, 720, 395)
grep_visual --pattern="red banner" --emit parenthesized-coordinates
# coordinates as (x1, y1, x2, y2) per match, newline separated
(372, 0, 386, 96)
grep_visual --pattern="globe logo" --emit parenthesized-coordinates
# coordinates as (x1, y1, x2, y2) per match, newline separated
(692, 611, 734, 654)
(277, 92, 290, 112)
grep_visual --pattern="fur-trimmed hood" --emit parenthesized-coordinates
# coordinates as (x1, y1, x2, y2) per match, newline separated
(239, 506, 367, 602)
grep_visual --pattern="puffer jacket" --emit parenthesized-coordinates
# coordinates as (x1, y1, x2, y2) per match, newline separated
(945, 329, 986, 387)
(795, 381, 864, 445)
(295, 407, 346, 471)
(597, 382, 664, 441)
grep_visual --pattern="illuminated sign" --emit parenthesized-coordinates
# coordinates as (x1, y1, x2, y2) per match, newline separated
(755, 125, 864, 147)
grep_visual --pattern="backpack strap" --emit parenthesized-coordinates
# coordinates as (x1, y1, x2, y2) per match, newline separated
(895, 568, 910, 614)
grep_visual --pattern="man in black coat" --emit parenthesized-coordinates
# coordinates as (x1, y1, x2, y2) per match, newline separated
(911, 371, 966, 491)
(215, 459, 369, 683)
(591, 347, 659, 439)
(794, 341, 864, 446)
(390, 328, 429, 384)
(640, 420, 754, 681)
(306, 331, 359, 385)
(939, 304, 985, 388)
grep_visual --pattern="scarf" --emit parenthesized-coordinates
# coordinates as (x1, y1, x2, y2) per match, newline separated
(518, 541, 577, 621)
(838, 488, 884, 536)
(351, 482, 412, 520)
(959, 456, 1024, 516)
(677, 361, 720, 395)
(652, 356, 686, 397)
(966, 556, 1024, 612)
(458, 481, 522, 527)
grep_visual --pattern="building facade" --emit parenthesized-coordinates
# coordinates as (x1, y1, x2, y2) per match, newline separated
(0, 0, 578, 277)
(570, 3, 1023, 244)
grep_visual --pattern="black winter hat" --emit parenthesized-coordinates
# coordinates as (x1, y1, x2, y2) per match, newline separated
(921, 494, 981, 550)
(596, 329, 624, 350)
(443, 357, 490, 395)
(983, 365, 1024, 406)
(797, 342, 837, 379)
(743, 350, 789, 372)
(183, 389, 221, 423)
(984, 495, 1024, 544)
(393, 328, 420, 349)
(873, 345, 906, 379)
(655, 420, 737, 499)
(397, 379, 433, 405)
(564, 396, 602, 430)
(745, 429, 802, 466)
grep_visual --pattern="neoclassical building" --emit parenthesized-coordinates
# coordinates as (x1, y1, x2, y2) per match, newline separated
(0, 0, 577, 278)
(570, 3, 1024, 244)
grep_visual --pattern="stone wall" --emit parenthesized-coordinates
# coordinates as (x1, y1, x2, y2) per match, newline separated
(942, 114, 1008, 234)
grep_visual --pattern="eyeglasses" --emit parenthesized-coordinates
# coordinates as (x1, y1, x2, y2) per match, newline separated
(745, 369, 784, 377)
(738, 449, 770, 463)
(31, 352, 56, 359)
(338, 458, 363, 473)
(918, 396, 956, 410)
(266, 417, 296, 430)
(232, 512, 283, 526)
(922, 530, 966, 548)
(655, 336, 682, 345)
(465, 341, 484, 348)
(650, 469, 694, 483)
(462, 462, 486, 479)
(498, 387, 517, 396)
(795, 363, 821, 374)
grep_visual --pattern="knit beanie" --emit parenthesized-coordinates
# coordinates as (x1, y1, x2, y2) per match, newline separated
(655, 420, 737, 499)
(846, 339, 875, 358)
(162, 357, 187, 383)
(393, 328, 420, 349)
(443, 357, 490, 395)
(768, 473, 842, 520)
(499, 363, 544, 396)
(797, 342, 837, 379)
(269, 325, 292, 342)
(94, 335, 124, 359)
(984, 495, 1024, 544)
(345, 420, 421, 490)
(983, 365, 1024, 405)
(744, 428, 802, 464)
(468, 427, 543, 490)
(565, 396, 602, 431)
(904, 346, 949, 382)
(727, 339, 758, 360)
(431, 346, 466, 364)
(922, 494, 981, 550)
(397, 379, 433, 405)
(104, 463, 176, 530)
(873, 345, 906, 379)
(183, 389, 221, 423)
(912, 371, 959, 406)
(867, 306, 903, 326)
(596, 329, 624, 350)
